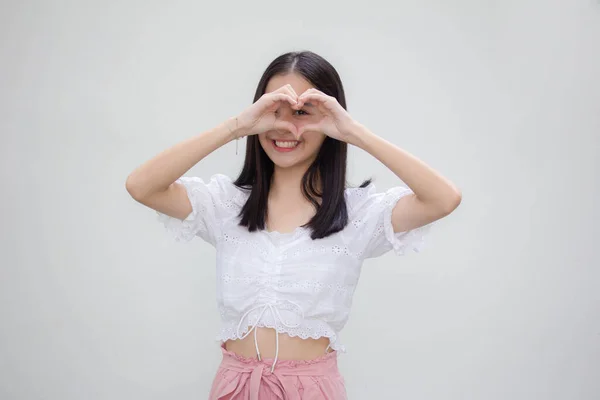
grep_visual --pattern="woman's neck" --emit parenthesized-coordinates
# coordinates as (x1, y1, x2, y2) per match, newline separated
(270, 164, 308, 200)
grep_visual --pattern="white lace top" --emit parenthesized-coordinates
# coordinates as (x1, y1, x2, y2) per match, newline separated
(156, 174, 432, 353)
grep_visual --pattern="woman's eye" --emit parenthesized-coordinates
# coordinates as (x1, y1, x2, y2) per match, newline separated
(294, 109, 308, 116)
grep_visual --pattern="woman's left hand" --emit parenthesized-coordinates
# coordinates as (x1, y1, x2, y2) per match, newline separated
(294, 88, 359, 143)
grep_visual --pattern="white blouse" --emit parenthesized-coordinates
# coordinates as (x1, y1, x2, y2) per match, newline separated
(156, 173, 432, 355)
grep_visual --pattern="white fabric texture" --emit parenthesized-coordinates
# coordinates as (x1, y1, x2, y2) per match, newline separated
(156, 173, 433, 352)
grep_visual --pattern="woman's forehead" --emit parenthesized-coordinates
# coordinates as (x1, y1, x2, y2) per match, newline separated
(266, 73, 315, 94)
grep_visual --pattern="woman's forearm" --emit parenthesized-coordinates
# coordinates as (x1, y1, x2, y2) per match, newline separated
(125, 118, 240, 200)
(349, 122, 461, 211)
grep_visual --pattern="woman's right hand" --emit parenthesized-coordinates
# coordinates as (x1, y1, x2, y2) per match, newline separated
(230, 84, 301, 139)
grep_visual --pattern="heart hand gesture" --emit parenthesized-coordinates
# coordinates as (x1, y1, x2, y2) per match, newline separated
(233, 84, 300, 139)
(294, 88, 358, 143)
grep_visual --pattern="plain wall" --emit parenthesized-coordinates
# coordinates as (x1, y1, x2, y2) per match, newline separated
(1, 0, 599, 399)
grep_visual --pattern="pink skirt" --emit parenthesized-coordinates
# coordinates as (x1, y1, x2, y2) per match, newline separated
(209, 344, 347, 400)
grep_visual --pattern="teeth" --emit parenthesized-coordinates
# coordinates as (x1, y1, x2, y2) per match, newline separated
(274, 140, 299, 148)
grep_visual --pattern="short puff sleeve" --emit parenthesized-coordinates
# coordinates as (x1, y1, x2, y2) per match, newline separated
(156, 174, 238, 246)
(347, 183, 433, 259)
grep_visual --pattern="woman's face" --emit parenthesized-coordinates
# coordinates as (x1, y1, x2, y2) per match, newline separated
(258, 73, 327, 170)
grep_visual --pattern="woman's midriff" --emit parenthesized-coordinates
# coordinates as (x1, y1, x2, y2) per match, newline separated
(225, 326, 333, 360)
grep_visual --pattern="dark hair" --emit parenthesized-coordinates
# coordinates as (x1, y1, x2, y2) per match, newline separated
(233, 50, 370, 240)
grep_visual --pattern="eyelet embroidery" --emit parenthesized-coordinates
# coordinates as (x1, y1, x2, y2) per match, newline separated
(157, 174, 432, 353)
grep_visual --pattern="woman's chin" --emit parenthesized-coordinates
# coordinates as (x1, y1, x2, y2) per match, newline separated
(271, 157, 302, 169)
(267, 153, 312, 170)
(260, 141, 318, 169)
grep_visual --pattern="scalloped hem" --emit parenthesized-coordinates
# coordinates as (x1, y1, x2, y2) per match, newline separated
(216, 323, 347, 353)
(216, 335, 347, 353)
(382, 187, 433, 256)
(156, 210, 196, 242)
(155, 176, 219, 244)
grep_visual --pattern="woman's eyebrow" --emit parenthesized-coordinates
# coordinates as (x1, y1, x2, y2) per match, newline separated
(303, 102, 315, 108)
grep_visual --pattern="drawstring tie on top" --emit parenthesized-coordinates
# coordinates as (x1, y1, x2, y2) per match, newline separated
(236, 299, 304, 372)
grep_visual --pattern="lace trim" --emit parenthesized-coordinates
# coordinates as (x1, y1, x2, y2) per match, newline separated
(216, 322, 347, 353)
(155, 176, 217, 243)
(156, 209, 198, 242)
(382, 187, 432, 255)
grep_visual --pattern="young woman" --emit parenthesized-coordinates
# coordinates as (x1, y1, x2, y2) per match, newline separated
(126, 50, 461, 399)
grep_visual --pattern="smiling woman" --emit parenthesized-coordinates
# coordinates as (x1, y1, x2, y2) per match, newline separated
(125, 50, 461, 399)
(259, 73, 326, 167)
(253, 72, 330, 190)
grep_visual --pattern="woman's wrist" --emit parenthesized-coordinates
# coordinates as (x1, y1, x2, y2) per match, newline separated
(345, 121, 375, 148)
(223, 116, 248, 141)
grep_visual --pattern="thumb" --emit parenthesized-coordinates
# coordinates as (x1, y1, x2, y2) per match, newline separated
(298, 123, 321, 138)
(273, 120, 298, 138)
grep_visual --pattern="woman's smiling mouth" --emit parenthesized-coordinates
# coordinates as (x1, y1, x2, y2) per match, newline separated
(272, 140, 300, 152)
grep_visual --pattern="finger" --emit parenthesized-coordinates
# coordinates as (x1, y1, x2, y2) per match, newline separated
(300, 88, 319, 94)
(267, 93, 298, 109)
(285, 86, 303, 109)
(297, 92, 330, 109)
(273, 120, 298, 138)
(274, 83, 295, 95)
(285, 84, 299, 99)
(298, 123, 321, 137)
(274, 84, 299, 104)
(298, 91, 329, 103)
(300, 88, 324, 98)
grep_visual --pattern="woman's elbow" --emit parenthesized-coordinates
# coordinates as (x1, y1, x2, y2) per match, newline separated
(443, 188, 462, 215)
(125, 173, 145, 201)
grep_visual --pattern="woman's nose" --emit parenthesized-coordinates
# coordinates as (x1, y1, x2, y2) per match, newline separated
(276, 107, 300, 125)
(276, 105, 294, 119)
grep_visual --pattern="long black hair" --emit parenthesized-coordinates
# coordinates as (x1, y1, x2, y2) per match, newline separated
(233, 50, 370, 240)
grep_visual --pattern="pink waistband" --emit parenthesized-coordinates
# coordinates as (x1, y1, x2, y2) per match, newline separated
(219, 343, 339, 373)
(218, 345, 340, 400)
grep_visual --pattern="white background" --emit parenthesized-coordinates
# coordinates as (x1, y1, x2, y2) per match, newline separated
(1, 0, 599, 399)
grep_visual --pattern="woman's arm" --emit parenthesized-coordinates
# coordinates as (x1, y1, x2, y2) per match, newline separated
(126, 84, 302, 221)
(294, 88, 461, 234)
(125, 118, 240, 220)
(348, 122, 462, 233)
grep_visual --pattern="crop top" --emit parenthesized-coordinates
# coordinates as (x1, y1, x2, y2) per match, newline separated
(156, 173, 432, 367)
